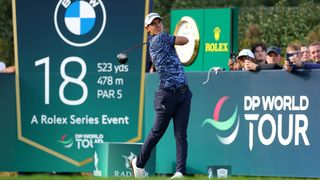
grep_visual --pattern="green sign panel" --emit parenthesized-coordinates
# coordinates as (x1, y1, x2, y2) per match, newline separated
(203, 8, 238, 70)
(0, 74, 16, 171)
(145, 70, 320, 177)
(13, 0, 150, 171)
(170, 8, 238, 71)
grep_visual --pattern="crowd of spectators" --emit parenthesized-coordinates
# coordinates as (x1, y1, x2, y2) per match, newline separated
(228, 41, 320, 73)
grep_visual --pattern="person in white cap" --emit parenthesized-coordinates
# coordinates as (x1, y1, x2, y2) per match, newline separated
(130, 13, 192, 179)
(229, 48, 283, 72)
(228, 49, 255, 71)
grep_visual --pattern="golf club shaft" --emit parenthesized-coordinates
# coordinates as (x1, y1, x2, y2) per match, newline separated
(120, 41, 148, 54)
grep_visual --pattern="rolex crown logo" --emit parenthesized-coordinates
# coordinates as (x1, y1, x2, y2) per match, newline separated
(213, 27, 221, 41)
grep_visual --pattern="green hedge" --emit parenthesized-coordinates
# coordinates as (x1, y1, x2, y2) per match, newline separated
(155, 0, 320, 56)
(239, 0, 320, 52)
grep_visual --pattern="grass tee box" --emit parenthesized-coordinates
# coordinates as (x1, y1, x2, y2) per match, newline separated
(93, 142, 155, 177)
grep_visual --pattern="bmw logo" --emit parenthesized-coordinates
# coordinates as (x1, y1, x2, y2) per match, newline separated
(54, 0, 107, 47)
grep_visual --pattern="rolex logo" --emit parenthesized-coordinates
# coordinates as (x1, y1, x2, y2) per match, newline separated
(213, 27, 221, 41)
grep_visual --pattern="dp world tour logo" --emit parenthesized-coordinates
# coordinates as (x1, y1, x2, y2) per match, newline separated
(54, 0, 107, 47)
(57, 134, 74, 148)
(201, 96, 240, 145)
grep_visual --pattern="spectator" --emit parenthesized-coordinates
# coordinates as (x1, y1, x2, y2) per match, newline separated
(0, 61, 15, 73)
(0, 61, 6, 72)
(300, 45, 312, 62)
(228, 49, 254, 71)
(251, 43, 267, 65)
(238, 49, 255, 61)
(284, 43, 320, 72)
(309, 42, 320, 63)
(245, 46, 283, 71)
(283, 44, 302, 72)
(228, 57, 243, 71)
(284, 57, 320, 72)
(266, 46, 282, 65)
(244, 60, 283, 71)
(286, 44, 302, 64)
(2, 66, 15, 73)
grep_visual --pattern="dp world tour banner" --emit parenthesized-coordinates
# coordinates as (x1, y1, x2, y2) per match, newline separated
(144, 70, 320, 177)
(13, 0, 150, 171)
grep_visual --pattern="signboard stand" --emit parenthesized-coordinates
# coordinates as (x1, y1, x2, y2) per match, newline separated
(94, 142, 155, 177)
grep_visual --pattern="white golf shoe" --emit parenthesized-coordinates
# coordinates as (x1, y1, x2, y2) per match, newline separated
(131, 157, 145, 178)
(170, 172, 184, 179)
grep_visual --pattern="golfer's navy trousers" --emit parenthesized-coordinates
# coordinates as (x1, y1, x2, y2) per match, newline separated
(136, 85, 192, 175)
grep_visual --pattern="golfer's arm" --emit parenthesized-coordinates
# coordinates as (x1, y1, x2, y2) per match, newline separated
(175, 36, 189, 45)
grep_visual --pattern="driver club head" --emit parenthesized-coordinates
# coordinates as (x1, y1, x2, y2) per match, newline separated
(117, 53, 128, 64)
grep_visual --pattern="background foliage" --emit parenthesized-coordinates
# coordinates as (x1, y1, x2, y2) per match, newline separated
(1, 0, 320, 65)
(154, 0, 320, 55)
(0, 0, 13, 66)
(238, 0, 320, 50)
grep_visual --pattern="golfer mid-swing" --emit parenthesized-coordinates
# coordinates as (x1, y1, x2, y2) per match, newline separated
(131, 13, 192, 179)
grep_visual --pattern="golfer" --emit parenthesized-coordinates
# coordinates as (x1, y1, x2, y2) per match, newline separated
(131, 13, 192, 179)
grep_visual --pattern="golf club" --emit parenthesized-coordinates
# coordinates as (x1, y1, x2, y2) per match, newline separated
(117, 41, 148, 64)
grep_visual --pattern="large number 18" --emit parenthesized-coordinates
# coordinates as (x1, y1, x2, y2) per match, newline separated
(35, 56, 88, 105)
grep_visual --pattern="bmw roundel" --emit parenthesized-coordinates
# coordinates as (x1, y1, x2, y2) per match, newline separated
(64, 1, 96, 35)
(54, 0, 107, 47)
